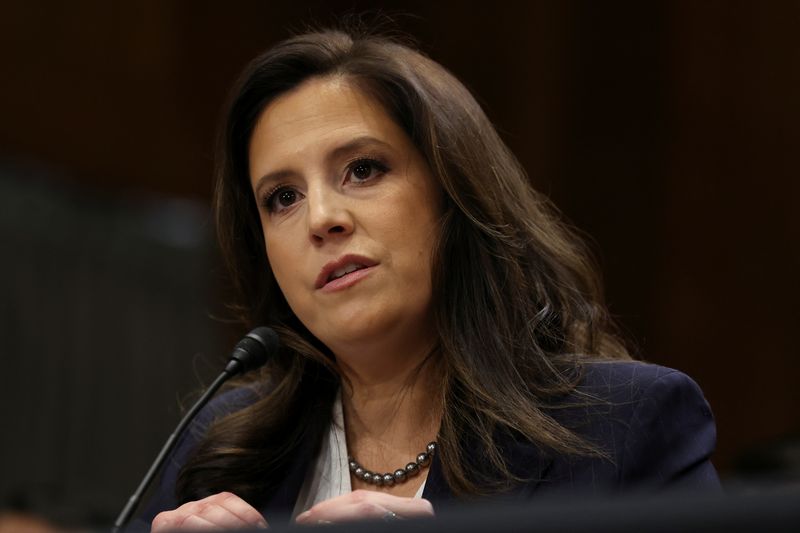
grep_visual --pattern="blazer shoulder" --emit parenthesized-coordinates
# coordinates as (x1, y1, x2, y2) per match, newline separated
(595, 362, 718, 488)
(542, 360, 720, 492)
(577, 360, 694, 401)
(168, 384, 264, 480)
(187, 385, 263, 439)
(551, 360, 702, 438)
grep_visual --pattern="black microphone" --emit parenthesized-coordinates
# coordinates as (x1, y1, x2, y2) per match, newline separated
(112, 327, 279, 532)
(224, 326, 278, 375)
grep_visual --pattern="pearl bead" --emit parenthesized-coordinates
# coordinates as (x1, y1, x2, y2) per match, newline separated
(348, 442, 436, 485)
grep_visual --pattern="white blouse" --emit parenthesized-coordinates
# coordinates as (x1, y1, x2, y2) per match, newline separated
(292, 390, 427, 518)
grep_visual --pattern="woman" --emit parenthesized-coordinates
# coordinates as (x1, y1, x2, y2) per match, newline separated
(146, 28, 719, 531)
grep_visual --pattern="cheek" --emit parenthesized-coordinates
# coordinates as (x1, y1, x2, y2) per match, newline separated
(264, 235, 301, 297)
(382, 213, 438, 285)
(399, 198, 440, 259)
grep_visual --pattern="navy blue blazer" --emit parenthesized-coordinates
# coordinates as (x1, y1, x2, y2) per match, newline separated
(134, 361, 719, 529)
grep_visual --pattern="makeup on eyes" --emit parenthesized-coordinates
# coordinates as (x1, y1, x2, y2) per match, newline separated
(261, 153, 392, 214)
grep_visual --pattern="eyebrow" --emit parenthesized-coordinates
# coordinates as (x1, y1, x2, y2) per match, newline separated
(328, 135, 392, 162)
(252, 135, 393, 195)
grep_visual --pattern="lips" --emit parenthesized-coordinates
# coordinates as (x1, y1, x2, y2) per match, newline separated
(315, 254, 378, 290)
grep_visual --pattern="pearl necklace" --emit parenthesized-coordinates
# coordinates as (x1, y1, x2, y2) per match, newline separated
(348, 442, 437, 486)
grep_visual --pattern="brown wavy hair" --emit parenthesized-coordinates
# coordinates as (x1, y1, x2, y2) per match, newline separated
(177, 28, 630, 504)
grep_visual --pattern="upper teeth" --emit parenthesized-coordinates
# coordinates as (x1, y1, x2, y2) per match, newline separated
(330, 263, 363, 281)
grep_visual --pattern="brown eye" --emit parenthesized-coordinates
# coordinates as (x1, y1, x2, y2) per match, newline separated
(277, 189, 296, 207)
(266, 186, 303, 214)
(352, 162, 373, 181)
(347, 158, 388, 183)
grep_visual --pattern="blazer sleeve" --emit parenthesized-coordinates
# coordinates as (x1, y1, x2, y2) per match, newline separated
(619, 368, 720, 490)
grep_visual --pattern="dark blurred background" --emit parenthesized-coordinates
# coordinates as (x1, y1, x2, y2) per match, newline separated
(1, 0, 798, 528)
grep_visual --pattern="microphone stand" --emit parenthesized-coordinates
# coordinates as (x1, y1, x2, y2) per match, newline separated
(111, 368, 232, 532)
(111, 326, 277, 532)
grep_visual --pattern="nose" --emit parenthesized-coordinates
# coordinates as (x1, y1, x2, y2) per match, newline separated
(306, 187, 354, 245)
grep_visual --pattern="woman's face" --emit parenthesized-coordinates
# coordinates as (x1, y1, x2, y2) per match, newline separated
(248, 77, 441, 361)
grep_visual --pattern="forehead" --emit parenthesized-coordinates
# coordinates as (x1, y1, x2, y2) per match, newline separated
(248, 77, 404, 172)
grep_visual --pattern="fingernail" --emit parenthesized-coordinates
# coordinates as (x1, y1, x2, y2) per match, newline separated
(296, 511, 310, 522)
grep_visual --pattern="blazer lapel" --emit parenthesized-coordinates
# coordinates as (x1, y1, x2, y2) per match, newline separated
(422, 437, 554, 505)
(259, 438, 314, 525)
(421, 451, 456, 505)
(505, 440, 554, 499)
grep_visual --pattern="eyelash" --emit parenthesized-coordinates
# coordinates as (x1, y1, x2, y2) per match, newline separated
(262, 156, 390, 214)
(345, 155, 389, 183)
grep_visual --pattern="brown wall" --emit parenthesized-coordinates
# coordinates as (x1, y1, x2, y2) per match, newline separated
(2, 0, 798, 511)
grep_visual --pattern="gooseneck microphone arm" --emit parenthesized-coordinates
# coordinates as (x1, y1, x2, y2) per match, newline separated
(111, 327, 279, 533)
(111, 372, 229, 532)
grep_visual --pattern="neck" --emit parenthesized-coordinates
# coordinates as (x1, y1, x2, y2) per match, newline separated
(336, 344, 443, 469)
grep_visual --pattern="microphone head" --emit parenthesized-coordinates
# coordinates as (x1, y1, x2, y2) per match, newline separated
(227, 326, 279, 375)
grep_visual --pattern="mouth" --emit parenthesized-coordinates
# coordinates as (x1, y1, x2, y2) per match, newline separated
(315, 254, 378, 290)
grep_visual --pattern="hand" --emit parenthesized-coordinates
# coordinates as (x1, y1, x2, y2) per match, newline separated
(294, 490, 435, 525)
(151, 491, 268, 531)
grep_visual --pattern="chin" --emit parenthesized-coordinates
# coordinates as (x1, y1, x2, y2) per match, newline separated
(312, 317, 396, 353)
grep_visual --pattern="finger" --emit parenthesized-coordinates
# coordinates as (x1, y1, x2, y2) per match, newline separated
(323, 490, 434, 517)
(192, 502, 253, 528)
(152, 512, 217, 532)
(298, 501, 433, 524)
(152, 493, 268, 531)
(210, 492, 268, 527)
(362, 495, 434, 518)
(151, 512, 174, 532)
(180, 514, 226, 530)
(296, 501, 385, 524)
(296, 491, 434, 524)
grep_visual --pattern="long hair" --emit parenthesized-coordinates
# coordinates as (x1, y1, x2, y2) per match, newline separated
(178, 28, 630, 503)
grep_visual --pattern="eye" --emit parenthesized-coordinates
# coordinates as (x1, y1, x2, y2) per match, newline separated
(346, 158, 389, 184)
(265, 186, 304, 214)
